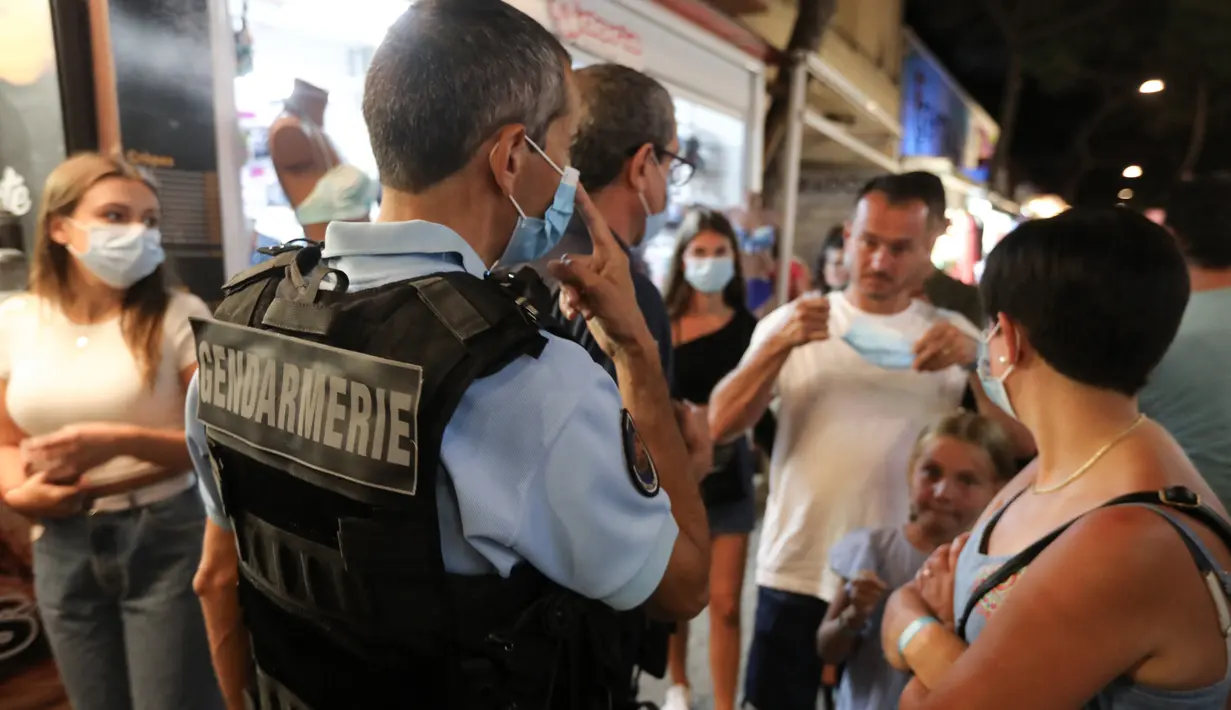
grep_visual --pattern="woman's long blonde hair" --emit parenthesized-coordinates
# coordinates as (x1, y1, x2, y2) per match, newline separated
(30, 153, 169, 388)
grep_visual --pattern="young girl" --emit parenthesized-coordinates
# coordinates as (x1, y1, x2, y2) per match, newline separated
(817, 411, 1015, 710)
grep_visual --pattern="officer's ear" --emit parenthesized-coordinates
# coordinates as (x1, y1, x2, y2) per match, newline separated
(488, 125, 530, 198)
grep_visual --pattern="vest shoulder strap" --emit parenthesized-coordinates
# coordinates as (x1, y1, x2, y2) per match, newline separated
(214, 245, 311, 327)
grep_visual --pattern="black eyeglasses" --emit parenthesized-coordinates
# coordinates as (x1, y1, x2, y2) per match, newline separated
(626, 144, 696, 187)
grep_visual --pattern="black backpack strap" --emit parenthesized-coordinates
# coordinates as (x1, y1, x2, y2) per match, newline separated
(955, 505, 1072, 639)
(956, 486, 1231, 639)
(488, 265, 577, 342)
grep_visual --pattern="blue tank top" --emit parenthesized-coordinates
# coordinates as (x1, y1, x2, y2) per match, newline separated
(954, 498, 1231, 709)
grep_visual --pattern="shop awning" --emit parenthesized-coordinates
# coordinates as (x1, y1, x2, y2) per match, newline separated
(797, 33, 901, 173)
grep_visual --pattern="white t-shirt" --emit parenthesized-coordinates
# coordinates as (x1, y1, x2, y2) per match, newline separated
(0, 291, 211, 492)
(750, 291, 974, 601)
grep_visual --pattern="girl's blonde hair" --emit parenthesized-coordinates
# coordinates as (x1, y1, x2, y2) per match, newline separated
(31, 153, 169, 388)
(910, 410, 1017, 482)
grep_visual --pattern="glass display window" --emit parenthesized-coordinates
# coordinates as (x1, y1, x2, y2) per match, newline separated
(229, 0, 404, 245)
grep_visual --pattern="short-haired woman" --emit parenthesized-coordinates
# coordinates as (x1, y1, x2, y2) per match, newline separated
(882, 208, 1231, 709)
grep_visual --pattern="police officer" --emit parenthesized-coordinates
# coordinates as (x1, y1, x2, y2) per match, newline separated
(187, 3, 711, 709)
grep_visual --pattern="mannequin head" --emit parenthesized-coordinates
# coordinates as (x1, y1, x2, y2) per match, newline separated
(978, 208, 1189, 431)
(363, 0, 576, 266)
(285, 79, 329, 125)
(570, 64, 684, 246)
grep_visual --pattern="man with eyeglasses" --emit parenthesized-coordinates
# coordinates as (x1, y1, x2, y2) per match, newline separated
(520, 62, 705, 707)
(528, 63, 694, 385)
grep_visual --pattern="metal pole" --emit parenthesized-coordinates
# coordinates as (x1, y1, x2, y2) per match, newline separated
(776, 52, 809, 307)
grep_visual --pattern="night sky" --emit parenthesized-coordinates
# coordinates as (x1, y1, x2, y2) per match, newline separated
(905, 0, 1231, 208)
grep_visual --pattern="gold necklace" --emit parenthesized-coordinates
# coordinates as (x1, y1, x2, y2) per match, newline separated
(1031, 414, 1148, 495)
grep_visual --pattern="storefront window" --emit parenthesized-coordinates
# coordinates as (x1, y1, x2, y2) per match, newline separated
(229, 0, 404, 245)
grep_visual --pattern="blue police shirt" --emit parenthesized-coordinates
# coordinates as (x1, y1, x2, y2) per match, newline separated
(186, 220, 679, 611)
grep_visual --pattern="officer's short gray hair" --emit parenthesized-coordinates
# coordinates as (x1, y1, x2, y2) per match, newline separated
(363, 0, 572, 193)
(571, 64, 676, 191)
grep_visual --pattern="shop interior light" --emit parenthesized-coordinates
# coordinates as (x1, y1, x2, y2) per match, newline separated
(1139, 79, 1165, 94)
(1118, 188, 1134, 200)
(1023, 195, 1069, 220)
(1122, 165, 1143, 179)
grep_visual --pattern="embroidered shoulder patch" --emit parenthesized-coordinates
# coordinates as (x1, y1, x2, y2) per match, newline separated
(622, 410, 659, 498)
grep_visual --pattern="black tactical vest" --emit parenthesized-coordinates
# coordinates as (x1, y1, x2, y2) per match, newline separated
(195, 245, 627, 709)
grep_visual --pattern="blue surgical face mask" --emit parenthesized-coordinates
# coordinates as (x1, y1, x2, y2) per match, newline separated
(639, 153, 669, 241)
(67, 220, 165, 289)
(501, 137, 579, 265)
(842, 317, 917, 370)
(684, 256, 735, 294)
(977, 324, 1018, 419)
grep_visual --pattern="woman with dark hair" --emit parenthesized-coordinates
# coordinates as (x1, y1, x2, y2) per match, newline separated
(0, 153, 221, 709)
(660, 209, 758, 710)
(880, 208, 1231, 709)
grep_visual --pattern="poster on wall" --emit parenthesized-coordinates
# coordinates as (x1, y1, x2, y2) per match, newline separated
(109, 0, 225, 302)
(0, 0, 68, 248)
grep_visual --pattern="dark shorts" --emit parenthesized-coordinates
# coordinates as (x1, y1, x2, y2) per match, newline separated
(704, 441, 756, 536)
(743, 586, 829, 710)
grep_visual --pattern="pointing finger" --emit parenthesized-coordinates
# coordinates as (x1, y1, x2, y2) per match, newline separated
(573, 183, 619, 263)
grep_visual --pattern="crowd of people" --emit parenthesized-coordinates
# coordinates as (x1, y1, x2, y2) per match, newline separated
(1, 2, 1231, 710)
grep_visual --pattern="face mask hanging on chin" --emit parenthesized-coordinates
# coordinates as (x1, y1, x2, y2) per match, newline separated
(500, 137, 580, 266)
(841, 317, 918, 370)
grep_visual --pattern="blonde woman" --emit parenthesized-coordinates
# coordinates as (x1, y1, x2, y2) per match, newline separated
(0, 154, 221, 710)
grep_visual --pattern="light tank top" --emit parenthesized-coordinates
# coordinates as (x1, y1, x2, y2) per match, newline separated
(954, 493, 1231, 709)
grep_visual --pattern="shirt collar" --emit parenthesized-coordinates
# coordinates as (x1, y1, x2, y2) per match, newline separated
(321, 220, 489, 277)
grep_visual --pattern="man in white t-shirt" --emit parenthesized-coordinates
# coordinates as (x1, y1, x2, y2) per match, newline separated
(710, 173, 1030, 710)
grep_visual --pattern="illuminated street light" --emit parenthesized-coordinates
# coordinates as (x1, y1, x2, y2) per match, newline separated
(1118, 188, 1135, 200)
(1123, 165, 1144, 179)
(1139, 79, 1165, 94)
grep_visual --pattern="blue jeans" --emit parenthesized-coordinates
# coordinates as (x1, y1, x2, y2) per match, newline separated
(32, 488, 223, 710)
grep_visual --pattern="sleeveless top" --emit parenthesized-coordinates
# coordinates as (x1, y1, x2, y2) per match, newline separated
(954, 497, 1231, 708)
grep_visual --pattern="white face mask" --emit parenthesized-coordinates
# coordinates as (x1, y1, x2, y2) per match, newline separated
(67, 220, 166, 289)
